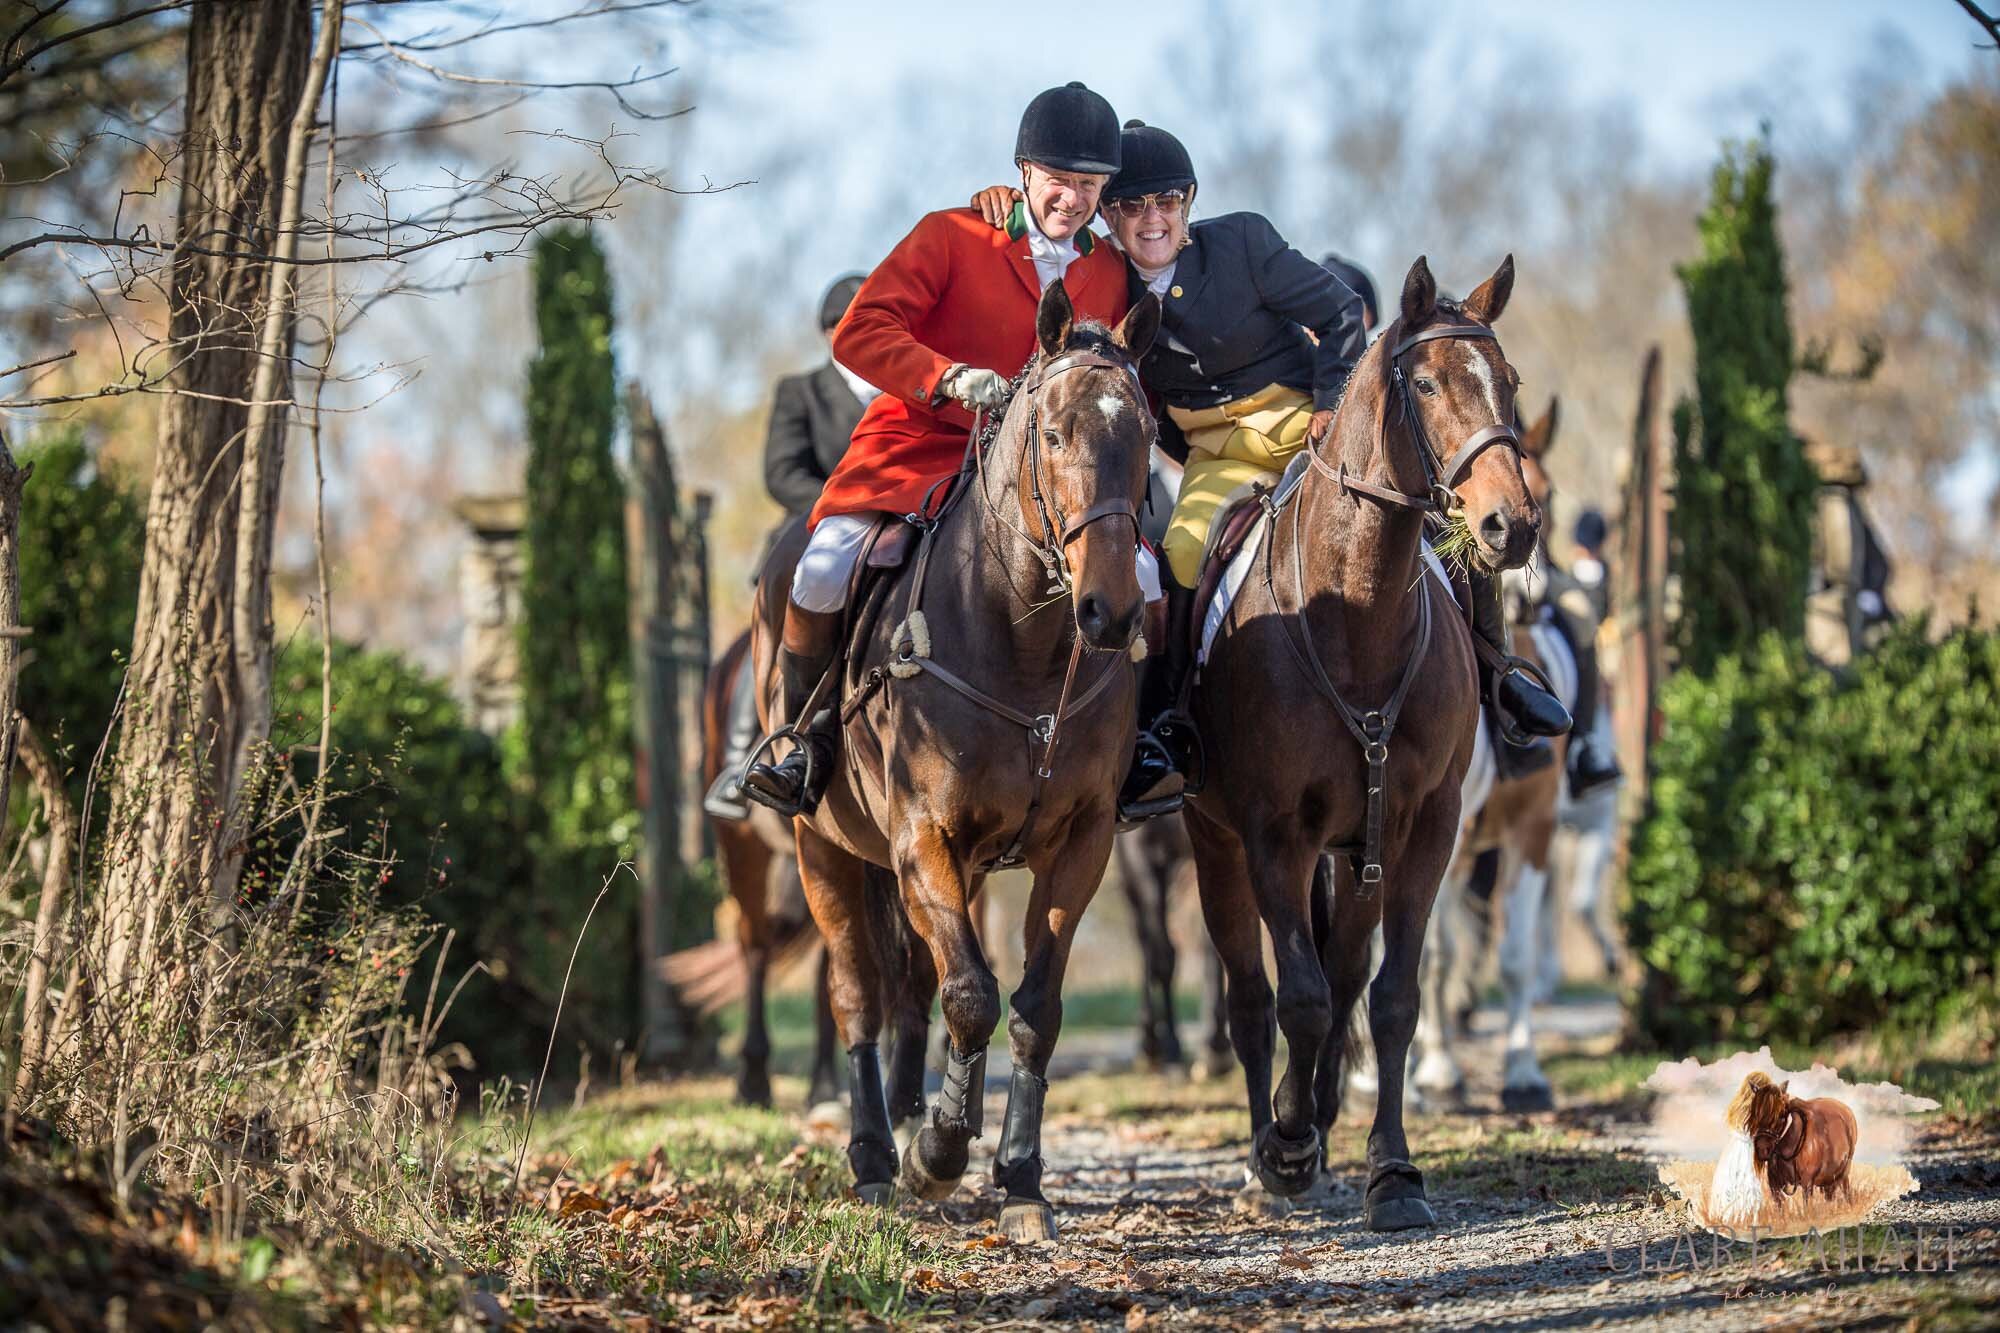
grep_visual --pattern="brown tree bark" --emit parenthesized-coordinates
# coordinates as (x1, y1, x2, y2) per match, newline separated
(97, 1, 312, 995)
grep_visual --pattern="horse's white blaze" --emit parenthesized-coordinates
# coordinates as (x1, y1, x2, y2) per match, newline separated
(1097, 393, 1124, 422)
(1462, 344, 1504, 425)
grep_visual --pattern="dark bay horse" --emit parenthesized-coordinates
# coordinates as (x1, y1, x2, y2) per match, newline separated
(753, 281, 1161, 1241)
(1186, 257, 1542, 1229)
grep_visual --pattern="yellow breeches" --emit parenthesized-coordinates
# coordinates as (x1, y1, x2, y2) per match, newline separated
(1161, 383, 1316, 588)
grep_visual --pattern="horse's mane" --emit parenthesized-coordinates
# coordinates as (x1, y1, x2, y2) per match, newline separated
(974, 320, 1124, 455)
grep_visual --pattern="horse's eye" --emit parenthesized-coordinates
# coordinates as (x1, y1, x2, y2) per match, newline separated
(1414, 377, 1440, 396)
(1042, 429, 1064, 451)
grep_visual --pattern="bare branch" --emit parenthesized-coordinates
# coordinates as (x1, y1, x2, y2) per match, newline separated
(0, 0, 193, 91)
(338, 0, 692, 54)
(1953, 0, 2000, 48)
(345, 14, 685, 120)
(0, 349, 78, 380)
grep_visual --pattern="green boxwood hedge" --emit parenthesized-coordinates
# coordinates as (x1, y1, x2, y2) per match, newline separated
(1626, 620, 2000, 1046)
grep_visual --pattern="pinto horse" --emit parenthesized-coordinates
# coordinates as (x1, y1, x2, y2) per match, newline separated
(1186, 256, 1541, 1229)
(1729, 1072, 1859, 1202)
(753, 281, 1161, 1240)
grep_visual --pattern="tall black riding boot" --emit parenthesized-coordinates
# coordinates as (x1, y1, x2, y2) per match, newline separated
(742, 603, 842, 817)
(1551, 607, 1622, 798)
(702, 650, 763, 821)
(1466, 567, 1566, 780)
(1118, 582, 1201, 823)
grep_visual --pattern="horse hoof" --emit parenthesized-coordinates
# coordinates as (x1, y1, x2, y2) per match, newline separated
(1367, 1193, 1439, 1230)
(998, 1198, 1059, 1243)
(853, 1181, 894, 1209)
(1252, 1124, 1323, 1199)
(737, 1076, 773, 1109)
(1365, 1159, 1436, 1231)
(1197, 1048, 1235, 1083)
(898, 1130, 963, 1202)
(1500, 1083, 1555, 1113)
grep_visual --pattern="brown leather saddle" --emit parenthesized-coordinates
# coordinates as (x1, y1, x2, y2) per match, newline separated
(1187, 451, 1313, 663)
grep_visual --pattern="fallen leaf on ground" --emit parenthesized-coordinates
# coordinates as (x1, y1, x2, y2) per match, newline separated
(1277, 1245, 1313, 1272)
(558, 1191, 610, 1218)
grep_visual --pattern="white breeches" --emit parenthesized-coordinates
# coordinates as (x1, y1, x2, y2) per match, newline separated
(791, 511, 1162, 613)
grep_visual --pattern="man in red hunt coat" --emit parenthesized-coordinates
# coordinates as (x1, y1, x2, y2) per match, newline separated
(745, 82, 1146, 817)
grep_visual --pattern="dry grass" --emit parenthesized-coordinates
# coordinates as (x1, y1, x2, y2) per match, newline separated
(1657, 1157, 1921, 1237)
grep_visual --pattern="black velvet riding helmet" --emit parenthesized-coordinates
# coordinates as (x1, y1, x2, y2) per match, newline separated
(1014, 81, 1122, 175)
(1103, 120, 1196, 200)
(818, 272, 865, 330)
(1319, 253, 1378, 327)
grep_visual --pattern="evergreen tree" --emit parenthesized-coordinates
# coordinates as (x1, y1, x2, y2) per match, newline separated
(519, 227, 637, 1019)
(1668, 137, 1818, 675)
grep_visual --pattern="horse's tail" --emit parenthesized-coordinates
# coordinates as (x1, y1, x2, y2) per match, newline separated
(659, 859, 822, 1017)
(1309, 855, 1369, 1071)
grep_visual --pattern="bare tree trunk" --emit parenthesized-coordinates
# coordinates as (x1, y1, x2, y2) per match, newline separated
(221, 0, 344, 907)
(13, 718, 76, 1107)
(0, 428, 29, 825)
(97, 0, 312, 996)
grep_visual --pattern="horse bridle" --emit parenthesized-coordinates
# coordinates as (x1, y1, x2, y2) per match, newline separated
(1002, 348, 1150, 593)
(1305, 321, 1524, 515)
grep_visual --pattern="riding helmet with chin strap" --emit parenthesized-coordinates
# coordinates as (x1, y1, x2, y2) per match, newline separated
(1104, 119, 1197, 201)
(1015, 81, 1122, 174)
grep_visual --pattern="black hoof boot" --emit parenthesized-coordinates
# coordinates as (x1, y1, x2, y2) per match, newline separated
(1366, 1159, 1437, 1230)
(1252, 1123, 1323, 1199)
(845, 1044, 897, 1206)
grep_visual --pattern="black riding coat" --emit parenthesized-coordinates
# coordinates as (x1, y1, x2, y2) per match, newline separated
(1132, 211, 1367, 428)
(762, 363, 866, 516)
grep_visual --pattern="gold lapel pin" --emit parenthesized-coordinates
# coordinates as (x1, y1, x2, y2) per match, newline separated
(1170, 285, 1183, 298)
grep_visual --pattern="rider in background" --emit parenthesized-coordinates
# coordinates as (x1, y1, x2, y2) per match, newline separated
(974, 121, 1570, 813)
(743, 82, 1143, 818)
(1544, 507, 1620, 796)
(1320, 253, 1378, 336)
(705, 274, 871, 820)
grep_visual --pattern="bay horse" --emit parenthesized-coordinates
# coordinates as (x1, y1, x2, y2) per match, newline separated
(753, 280, 1161, 1240)
(659, 626, 841, 1114)
(1113, 816, 1230, 1075)
(1729, 1072, 1858, 1202)
(1186, 256, 1541, 1229)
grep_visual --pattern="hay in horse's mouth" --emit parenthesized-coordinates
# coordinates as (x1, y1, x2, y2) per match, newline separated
(1429, 510, 1482, 576)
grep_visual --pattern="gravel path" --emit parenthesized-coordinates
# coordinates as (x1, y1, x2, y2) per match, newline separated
(890, 999, 2000, 1329)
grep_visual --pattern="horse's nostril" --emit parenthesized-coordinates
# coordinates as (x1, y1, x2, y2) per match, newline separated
(1078, 595, 1107, 631)
(1479, 512, 1510, 545)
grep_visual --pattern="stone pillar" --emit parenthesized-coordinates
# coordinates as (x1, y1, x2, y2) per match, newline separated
(452, 495, 527, 735)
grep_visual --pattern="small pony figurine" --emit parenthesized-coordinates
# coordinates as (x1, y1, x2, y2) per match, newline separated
(1718, 1071, 1859, 1214)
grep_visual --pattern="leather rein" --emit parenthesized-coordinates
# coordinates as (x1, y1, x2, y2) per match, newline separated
(846, 347, 1147, 870)
(1265, 321, 1523, 891)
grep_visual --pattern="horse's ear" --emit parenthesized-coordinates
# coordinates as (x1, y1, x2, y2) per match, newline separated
(1524, 394, 1560, 457)
(1779, 1080, 1790, 1096)
(1037, 278, 1075, 357)
(1462, 253, 1515, 325)
(1400, 256, 1438, 328)
(1114, 291, 1160, 360)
